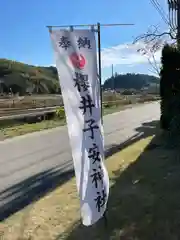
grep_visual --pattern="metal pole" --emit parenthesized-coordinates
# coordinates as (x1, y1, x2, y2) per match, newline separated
(97, 22, 103, 123)
(112, 64, 115, 92)
(0, 80, 2, 94)
(97, 22, 108, 228)
(112, 64, 114, 78)
(168, 0, 180, 48)
(47, 23, 134, 29)
(177, 0, 180, 48)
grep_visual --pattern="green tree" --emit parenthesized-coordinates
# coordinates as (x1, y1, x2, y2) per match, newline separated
(0, 59, 60, 94)
(103, 73, 159, 90)
(160, 44, 180, 130)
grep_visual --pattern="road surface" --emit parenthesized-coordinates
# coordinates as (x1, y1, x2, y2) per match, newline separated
(0, 102, 160, 220)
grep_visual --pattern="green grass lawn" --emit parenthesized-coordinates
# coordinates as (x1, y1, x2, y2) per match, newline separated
(0, 119, 66, 140)
(2, 125, 176, 240)
(102, 103, 137, 115)
(0, 135, 155, 240)
(2, 118, 178, 240)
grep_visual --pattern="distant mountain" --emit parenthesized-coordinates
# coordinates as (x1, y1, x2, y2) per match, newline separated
(0, 59, 60, 95)
(0, 59, 160, 95)
(103, 73, 160, 90)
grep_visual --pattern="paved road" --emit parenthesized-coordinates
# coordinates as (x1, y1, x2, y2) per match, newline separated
(0, 102, 160, 220)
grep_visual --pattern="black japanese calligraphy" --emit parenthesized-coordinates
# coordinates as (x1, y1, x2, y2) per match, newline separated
(83, 119, 99, 139)
(59, 36, 71, 50)
(88, 143, 101, 164)
(73, 72, 89, 92)
(77, 37, 91, 49)
(79, 94, 95, 115)
(94, 189, 107, 212)
(90, 166, 103, 188)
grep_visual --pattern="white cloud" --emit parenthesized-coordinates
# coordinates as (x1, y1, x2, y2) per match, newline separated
(51, 41, 162, 71)
(101, 41, 162, 68)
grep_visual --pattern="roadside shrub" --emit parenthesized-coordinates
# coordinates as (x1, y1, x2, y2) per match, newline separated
(160, 44, 180, 130)
(103, 103, 111, 108)
(103, 99, 132, 108)
(55, 107, 65, 119)
(103, 93, 122, 102)
(138, 95, 155, 103)
(169, 113, 180, 135)
(160, 99, 171, 130)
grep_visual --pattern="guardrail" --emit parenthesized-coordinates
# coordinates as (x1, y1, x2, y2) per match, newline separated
(0, 97, 160, 121)
(0, 106, 58, 121)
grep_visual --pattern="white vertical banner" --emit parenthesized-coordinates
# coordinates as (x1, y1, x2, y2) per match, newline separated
(50, 29, 109, 226)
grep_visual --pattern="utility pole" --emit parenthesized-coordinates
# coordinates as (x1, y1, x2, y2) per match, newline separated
(168, 0, 180, 48)
(111, 64, 114, 78)
(0, 79, 4, 95)
(177, 0, 180, 47)
(111, 64, 115, 92)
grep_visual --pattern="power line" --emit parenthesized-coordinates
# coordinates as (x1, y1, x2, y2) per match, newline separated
(150, 0, 170, 25)
(154, 0, 168, 16)
(151, 0, 169, 24)
(154, 0, 170, 24)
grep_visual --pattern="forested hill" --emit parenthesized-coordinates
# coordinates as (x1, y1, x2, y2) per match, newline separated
(103, 73, 160, 90)
(0, 58, 60, 94)
(0, 59, 159, 95)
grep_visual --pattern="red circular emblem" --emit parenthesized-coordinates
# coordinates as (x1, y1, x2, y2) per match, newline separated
(70, 53, 86, 69)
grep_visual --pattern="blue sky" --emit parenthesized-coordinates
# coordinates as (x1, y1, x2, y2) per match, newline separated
(0, 0, 168, 81)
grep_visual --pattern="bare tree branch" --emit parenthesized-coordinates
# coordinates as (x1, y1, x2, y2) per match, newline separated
(133, 25, 176, 77)
(137, 46, 161, 76)
(133, 25, 176, 45)
(134, 31, 175, 44)
(147, 56, 160, 76)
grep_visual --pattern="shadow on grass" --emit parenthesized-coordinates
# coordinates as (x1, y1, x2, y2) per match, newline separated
(0, 163, 74, 221)
(56, 120, 180, 240)
(105, 120, 159, 158)
(0, 120, 159, 225)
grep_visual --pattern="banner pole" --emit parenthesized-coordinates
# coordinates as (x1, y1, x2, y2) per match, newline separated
(97, 23, 103, 124)
(97, 22, 108, 228)
(47, 23, 134, 29)
(48, 23, 135, 227)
